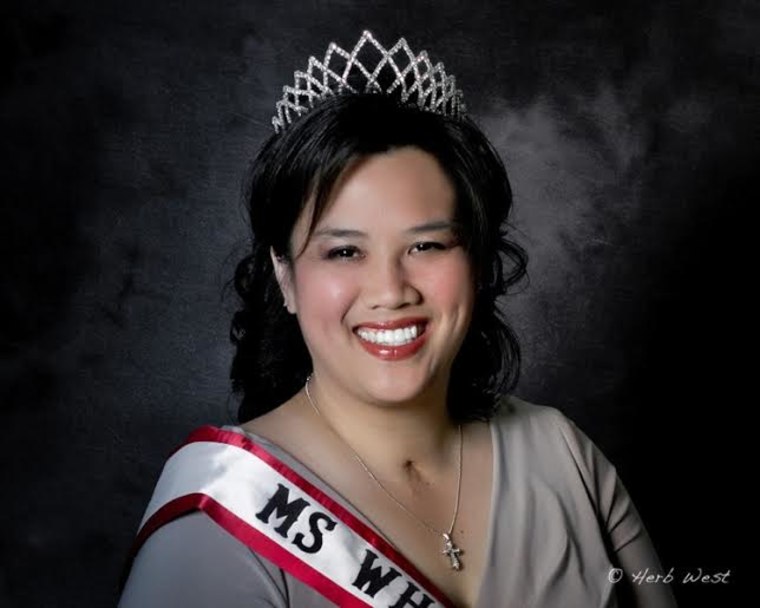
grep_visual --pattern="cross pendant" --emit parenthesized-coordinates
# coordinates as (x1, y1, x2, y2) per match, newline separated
(441, 532, 462, 570)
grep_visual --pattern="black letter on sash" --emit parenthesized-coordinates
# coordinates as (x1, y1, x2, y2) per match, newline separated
(255, 483, 309, 538)
(293, 512, 336, 554)
(389, 582, 434, 608)
(351, 549, 402, 598)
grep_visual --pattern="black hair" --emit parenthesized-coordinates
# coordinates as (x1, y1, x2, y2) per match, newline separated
(230, 92, 527, 423)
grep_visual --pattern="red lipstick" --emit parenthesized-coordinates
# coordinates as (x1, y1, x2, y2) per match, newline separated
(353, 317, 429, 361)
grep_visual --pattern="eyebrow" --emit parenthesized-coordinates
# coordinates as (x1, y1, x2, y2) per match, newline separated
(312, 220, 460, 239)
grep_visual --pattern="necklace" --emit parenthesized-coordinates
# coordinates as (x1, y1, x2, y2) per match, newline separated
(304, 373, 464, 570)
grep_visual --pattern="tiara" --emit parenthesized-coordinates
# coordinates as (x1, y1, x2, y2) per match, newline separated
(271, 29, 466, 133)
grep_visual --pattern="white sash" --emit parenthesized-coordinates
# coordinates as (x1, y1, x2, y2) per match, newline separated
(129, 426, 455, 608)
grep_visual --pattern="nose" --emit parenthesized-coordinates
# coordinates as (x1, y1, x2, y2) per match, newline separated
(363, 255, 419, 309)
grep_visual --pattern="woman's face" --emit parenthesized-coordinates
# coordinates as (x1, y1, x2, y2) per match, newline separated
(271, 146, 475, 406)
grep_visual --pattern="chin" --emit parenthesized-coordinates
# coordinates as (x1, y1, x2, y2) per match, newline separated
(359, 369, 441, 405)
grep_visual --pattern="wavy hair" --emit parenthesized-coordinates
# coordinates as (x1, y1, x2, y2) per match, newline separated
(230, 93, 527, 423)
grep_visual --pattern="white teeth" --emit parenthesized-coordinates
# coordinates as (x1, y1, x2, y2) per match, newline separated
(356, 325, 421, 346)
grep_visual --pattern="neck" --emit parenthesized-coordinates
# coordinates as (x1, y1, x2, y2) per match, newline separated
(302, 371, 459, 480)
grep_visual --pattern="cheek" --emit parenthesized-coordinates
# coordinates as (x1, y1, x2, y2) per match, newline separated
(421, 255, 475, 306)
(294, 266, 357, 323)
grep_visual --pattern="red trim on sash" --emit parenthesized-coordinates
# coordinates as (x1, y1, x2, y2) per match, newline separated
(125, 425, 456, 608)
(135, 493, 370, 607)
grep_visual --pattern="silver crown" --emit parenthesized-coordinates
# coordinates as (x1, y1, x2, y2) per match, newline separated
(271, 30, 466, 133)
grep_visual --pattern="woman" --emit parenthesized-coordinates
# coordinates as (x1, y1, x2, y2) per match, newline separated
(119, 31, 677, 608)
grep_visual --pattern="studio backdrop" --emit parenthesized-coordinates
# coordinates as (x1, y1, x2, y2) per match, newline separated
(2, 1, 754, 606)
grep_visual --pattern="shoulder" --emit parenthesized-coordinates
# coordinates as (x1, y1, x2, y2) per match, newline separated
(491, 393, 590, 449)
(491, 394, 620, 506)
(119, 512, 288, 607)
(492, 394, 648, 552)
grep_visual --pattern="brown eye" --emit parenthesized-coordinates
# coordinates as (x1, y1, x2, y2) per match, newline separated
(411, 242, 446, 253)
(325, 246, 361, 260)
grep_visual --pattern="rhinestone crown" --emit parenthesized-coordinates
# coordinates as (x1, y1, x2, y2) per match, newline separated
(271, 30, 466, 133)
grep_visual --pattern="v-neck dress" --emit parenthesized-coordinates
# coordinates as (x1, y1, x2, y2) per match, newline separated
(118, 395, 678, 607)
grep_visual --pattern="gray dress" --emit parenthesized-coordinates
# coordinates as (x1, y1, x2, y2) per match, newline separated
(118, 396, 678, 607)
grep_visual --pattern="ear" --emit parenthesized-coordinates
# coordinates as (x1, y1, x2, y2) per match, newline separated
(270, 247, 297, 314)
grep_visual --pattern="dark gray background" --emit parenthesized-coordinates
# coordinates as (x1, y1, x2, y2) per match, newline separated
(2, 1, 755, 606)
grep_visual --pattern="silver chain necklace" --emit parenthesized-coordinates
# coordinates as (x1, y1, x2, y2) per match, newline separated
(304, 373, 464, 570)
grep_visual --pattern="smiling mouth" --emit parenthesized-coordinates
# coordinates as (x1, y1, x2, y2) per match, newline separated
(351, 322, 429, 361)
(353, 322, 428, 346)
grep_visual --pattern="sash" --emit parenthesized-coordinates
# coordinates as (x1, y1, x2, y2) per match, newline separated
(127, 426, 456, 608)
